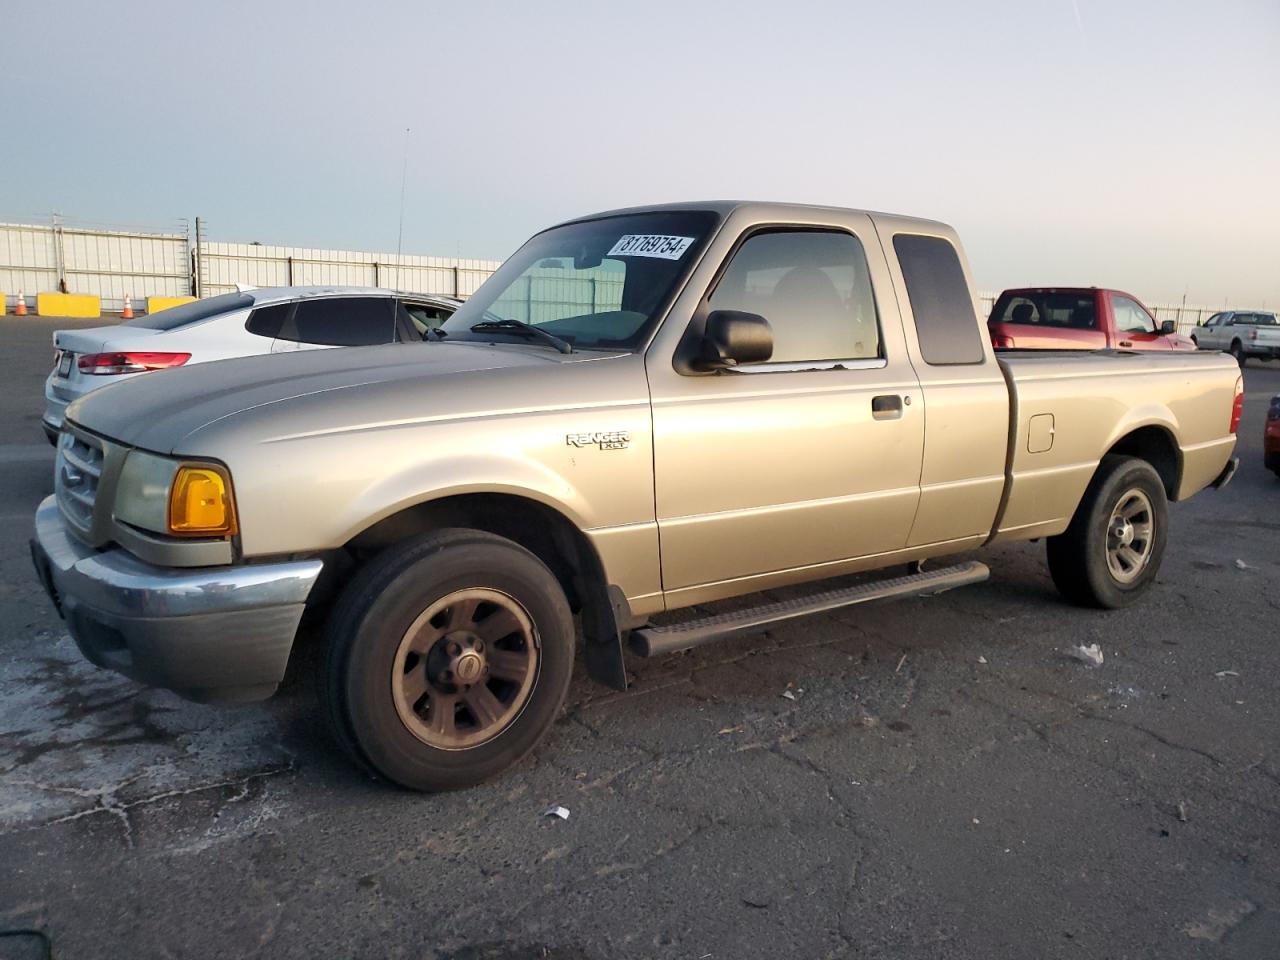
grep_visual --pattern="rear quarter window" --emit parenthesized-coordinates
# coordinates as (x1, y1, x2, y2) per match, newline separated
(893, 234, 985, 365)
(245, 303, 290, 339)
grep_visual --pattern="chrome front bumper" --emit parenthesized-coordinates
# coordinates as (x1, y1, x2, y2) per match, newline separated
(30, 495, 323, 703)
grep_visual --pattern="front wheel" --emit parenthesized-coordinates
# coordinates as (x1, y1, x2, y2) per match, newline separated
(1046, 456, 1169, 609)
(323, 529, 576, 791)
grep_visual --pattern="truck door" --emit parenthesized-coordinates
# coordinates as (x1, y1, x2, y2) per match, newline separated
(646, 212, 924, 601)
(876, 222, 1010, 549)
(1198, 313, 1227, 349)
(1109, 294, 1166, 349)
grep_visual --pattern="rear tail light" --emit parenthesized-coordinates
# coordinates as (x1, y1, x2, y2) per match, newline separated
(991, 335, 1015, 349)
(77, 352, 191, 375)
(1229, 376, 1244, 434)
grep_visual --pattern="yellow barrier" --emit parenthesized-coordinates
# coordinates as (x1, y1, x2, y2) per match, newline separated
(37, 293, 101, 318)
(147, 296, 197, 314)
(0, 293, 6, 316)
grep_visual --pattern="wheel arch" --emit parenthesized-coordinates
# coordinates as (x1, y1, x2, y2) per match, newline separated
(1102, 424, 1181, 501)
(339, 491, 630, 690)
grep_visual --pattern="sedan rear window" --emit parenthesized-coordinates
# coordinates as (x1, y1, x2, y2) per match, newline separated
(121, 292, 252, 331)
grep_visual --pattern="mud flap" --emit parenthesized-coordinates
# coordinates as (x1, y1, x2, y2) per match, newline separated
(580, 583, 630, 691)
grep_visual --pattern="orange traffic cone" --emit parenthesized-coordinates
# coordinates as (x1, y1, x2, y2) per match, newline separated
(14, 290, 26, 316)
(122, 294, 134, 319)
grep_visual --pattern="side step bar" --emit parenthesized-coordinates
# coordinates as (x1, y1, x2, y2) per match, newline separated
(631, 560, 990, 658)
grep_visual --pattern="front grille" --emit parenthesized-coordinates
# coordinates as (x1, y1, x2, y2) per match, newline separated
(55, 430, 105, 531)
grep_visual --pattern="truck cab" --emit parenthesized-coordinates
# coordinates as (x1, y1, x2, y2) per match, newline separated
(987, 287, 1192, 351)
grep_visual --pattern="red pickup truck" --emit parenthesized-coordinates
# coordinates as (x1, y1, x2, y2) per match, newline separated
(988, 287, 1195, 351)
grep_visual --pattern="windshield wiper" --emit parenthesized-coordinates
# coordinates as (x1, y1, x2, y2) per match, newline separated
(469, 318, 574, 354)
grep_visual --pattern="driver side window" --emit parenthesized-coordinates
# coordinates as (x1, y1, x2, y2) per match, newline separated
(707, 230, 881, 364)
(1112, 296, 1156, 335)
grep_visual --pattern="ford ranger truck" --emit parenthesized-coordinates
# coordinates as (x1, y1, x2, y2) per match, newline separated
(30, 202, 1244, 792)
(987, 287, 1194, 352)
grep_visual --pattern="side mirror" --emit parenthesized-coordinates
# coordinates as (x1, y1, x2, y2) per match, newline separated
(697, 310, 773, 369)
(1160, 320, 1176, 335)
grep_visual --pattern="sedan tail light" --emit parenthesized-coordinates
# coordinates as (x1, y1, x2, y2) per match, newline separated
(1229, 376, 1244, 434)
(77, 352, 191, 375)
(991, 334, 1015, 349)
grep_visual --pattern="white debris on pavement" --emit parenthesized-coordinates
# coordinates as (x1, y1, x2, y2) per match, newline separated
(542, 805, 570, 820)
(1214, 670, 1240, 678)
(1234, 559, 1249, 569)
(1067, 643, 1105, 667)
(977, 655, 988, 664)
(780, 690, 797, 701)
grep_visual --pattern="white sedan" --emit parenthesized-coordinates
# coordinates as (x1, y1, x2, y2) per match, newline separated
(42, 286, 459, 441)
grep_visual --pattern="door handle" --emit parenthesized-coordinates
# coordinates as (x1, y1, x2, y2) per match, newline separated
(1119, 340, 1133, 348)
(871, 395, 903, 420)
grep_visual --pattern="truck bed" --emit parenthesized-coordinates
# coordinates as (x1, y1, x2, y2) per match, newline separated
(992, 348, 1240, 543)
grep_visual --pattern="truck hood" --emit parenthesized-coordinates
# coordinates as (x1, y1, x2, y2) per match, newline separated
(65, 340, 585, 453)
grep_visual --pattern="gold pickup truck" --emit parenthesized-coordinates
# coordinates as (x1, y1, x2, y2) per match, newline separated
(31, 202, 1243, 791)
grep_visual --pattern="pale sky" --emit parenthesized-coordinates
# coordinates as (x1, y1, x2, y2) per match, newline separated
(4, 0, 1278, 306)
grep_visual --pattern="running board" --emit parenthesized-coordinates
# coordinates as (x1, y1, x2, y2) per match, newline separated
(630, 560, 990, 658)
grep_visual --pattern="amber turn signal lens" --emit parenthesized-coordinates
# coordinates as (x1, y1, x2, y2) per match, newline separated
(168, 465, 238, 537)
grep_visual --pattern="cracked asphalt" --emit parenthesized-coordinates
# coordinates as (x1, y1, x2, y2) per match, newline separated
(1, 315, 1278, 959)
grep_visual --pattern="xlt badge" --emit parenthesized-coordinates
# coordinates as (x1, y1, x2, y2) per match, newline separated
(567, 430, 630, 451)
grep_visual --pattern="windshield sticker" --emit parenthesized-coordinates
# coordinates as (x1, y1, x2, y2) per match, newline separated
(607, 234, 695, 260)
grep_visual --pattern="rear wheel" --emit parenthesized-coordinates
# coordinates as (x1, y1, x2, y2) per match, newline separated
(1046, 456, 1168, 609)
(323, 529, 575, 791)
(1229, 340, 1246, 367)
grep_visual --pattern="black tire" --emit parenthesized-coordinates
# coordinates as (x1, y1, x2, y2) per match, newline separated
(1230, 340, 1246, 367)
(1189, 335, 1198, 348)
(323, 529, 575, 791)
(1046, 456, 1169, 609)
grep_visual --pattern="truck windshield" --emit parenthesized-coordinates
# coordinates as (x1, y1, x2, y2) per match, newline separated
(441, 210, 719, 350)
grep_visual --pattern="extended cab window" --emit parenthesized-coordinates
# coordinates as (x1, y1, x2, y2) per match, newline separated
(279, 297, 395, 346)
(893, 234, 985, 365)
(1112, 296, 1156, 335)
(708, 230, 881, 363)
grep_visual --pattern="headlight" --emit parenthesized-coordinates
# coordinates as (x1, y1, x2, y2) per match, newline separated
(114, 451, 239, 538)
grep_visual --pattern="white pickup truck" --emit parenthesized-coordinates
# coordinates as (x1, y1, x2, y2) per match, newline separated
(1189, 310, 1280, 365)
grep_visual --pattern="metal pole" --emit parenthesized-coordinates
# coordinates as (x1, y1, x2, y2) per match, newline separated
(193, 217, 204, 297)
(52, 212, 67, 293)
(396, 127, 409, 257)
(288, 255, 295, 286)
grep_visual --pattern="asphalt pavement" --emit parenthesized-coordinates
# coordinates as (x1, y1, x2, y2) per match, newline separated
(1, 315, 1277, 959)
